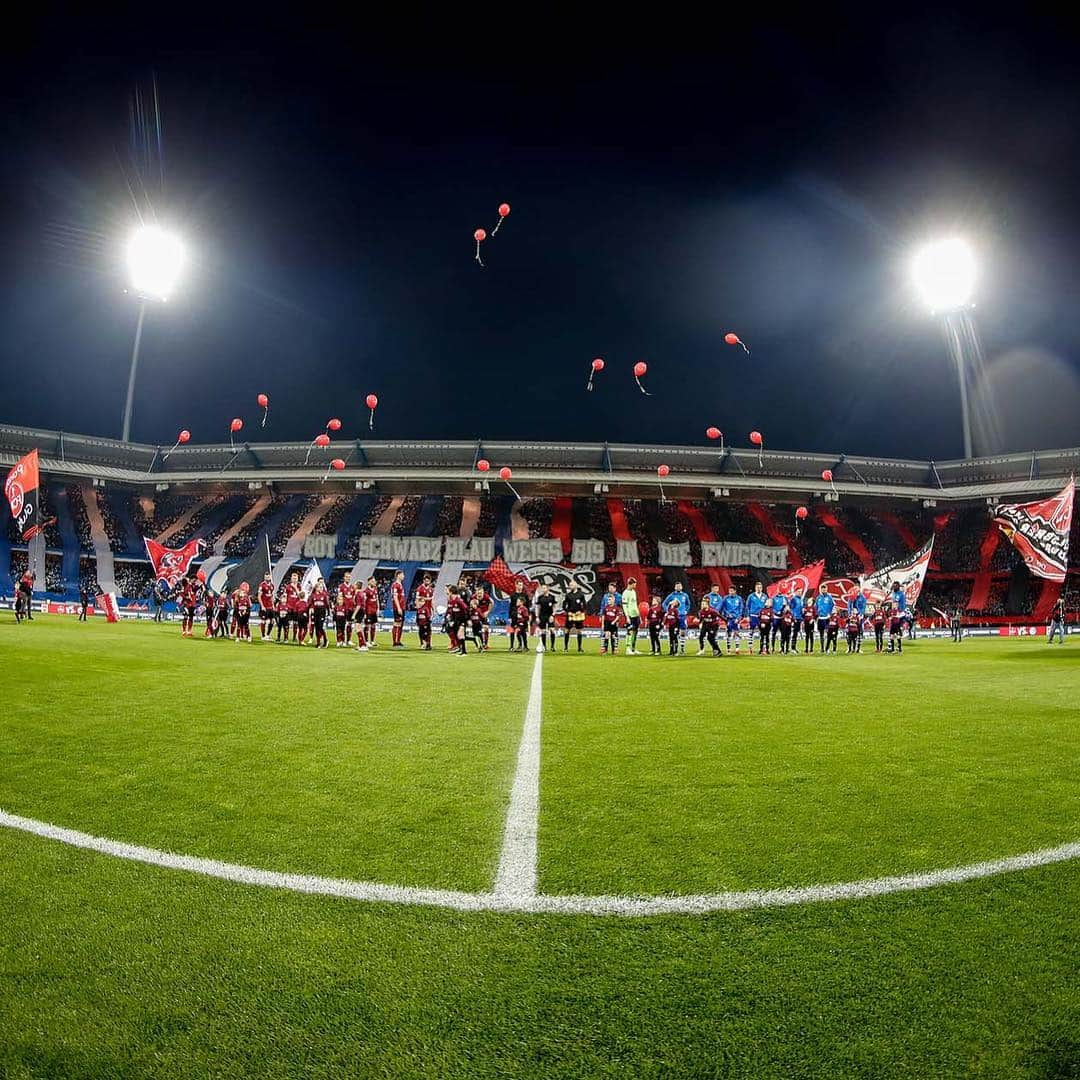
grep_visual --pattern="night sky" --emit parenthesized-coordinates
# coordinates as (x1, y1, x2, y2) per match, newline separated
(2, 14, 1079, 460)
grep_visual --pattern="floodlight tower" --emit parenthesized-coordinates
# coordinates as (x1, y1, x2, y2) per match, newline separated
(121, 225, 185, 442)
(911, 237, 978, 459)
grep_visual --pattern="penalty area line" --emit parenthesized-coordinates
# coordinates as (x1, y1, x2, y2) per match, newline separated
(493, 650, 544, 899)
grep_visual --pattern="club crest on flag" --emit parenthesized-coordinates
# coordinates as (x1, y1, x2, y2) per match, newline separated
(993, 480, 1074, 582)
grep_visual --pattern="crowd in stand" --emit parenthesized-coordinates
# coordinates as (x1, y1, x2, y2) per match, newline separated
(518, 498, 552, 539)
(67, 485, 94, 550)
(132, 493, 199, 540)
(96, 490, 129, 552)
(340, 496, 391, 560)
(433, 496, 463, 538)
(224, 495, 289, 556)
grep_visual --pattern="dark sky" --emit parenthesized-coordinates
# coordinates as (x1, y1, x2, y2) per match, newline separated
(3, 13, 1079, 460)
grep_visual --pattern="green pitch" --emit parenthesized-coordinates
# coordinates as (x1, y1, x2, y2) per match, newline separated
(1, 617, 1078, 1077)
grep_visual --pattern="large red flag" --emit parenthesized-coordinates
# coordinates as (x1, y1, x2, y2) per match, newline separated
(819, 577, 860, 610)
(767, 559, 825, 600)
(144, 537, 204, 589)
(483, 554, 536, 597)
(4, 449, 43, 540)
(993, 480, 1074, 582)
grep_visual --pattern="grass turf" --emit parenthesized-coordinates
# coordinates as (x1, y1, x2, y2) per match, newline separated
(1, 615, 1078, 1077)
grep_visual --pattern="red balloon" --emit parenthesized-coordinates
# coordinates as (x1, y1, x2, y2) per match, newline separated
(257, 393, 269, 408)
(474, 228, 487, 242)
(822, 468, 833, 483)
(724, 332, 740, 346)
(330, 458, 346, 471)
(178, 429, 191, 444)
(196, 569, 206, 583)
(499, 466, 512, 481)
(633, 361, 648, 377)
(327, 418, 342, 431)
(592, 358, 604, 371)
(365, 394, 378, 410)
(795, 506, 809, 520)
(749, 430, 763, 445)
(498, 203, 510, 218)
(657, 464, 670, 478)
(476, 459, 491, 472)
(706, 426, 721, 440)
(230, 418, 243, 433)
(315, 433, 330, 448)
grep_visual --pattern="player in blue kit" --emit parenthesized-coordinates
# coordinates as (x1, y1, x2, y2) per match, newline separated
(815, 585, 835, 652)
(746, 582, 767, 638)
(721, 586, 744, 655)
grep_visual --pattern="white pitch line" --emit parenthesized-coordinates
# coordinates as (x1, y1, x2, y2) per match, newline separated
(493, 650, 544, 899)
(0, 808, 1077, 917)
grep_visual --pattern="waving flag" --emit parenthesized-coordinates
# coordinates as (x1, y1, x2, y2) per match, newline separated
(993, 480, 1074, 583)
(483, 555, 535, 597)
(5, 449, 43, 540)
(767, 560, 825, 600)
(300, 559, 321, 595)
(145, 537, 204, 589)
(819, 577, 860, 611)
(859, 537, 935, 609)
(225, 535, 272, 596)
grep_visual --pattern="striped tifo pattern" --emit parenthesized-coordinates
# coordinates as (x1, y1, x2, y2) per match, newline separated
(607, 498, 647, 603)
(814, 506, 873, 574)
(967, 520, 1001, 611)
(677, 501, 733, 592)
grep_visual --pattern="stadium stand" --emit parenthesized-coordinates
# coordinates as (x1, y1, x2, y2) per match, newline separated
(2, 429, 1076, 619)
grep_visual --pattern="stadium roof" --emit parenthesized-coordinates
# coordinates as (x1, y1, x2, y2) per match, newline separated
(1, 424, 1076, 504)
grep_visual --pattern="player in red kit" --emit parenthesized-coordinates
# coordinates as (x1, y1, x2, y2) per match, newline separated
(275, 588, 290, 643)
(363, 577, 380, 646)
(445, 585, 469, 654)
(179, 576, 199, 637)
(414, 573, 434, 650)
(309, 577, 330, 648)
(232, 582, 253, 642)
(257, 573, 275, 641)
(473, 586, 492, 650)
(339, 570, 356, 647)
(333, 579, 348, 646)
(391, 569, 406, 647)
(294, 592, 310, 645)
(282, 572, 301, 643)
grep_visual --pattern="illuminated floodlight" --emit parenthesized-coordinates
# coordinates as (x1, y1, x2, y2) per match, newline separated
(126, 225, 185, 301)
(910, 237, 976, 312)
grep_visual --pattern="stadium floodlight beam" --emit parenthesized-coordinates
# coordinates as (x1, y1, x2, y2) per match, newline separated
(911, 237, 978, 460)
(121, 225, 186, 442)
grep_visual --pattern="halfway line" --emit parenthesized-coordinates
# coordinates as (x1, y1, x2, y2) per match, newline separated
(493, 650, 544, 898)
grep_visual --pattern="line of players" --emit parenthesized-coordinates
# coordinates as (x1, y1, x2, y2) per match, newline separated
(172, 568, 912, 656)
(593, 579, 913, 657)
(175, 568, 423, 649)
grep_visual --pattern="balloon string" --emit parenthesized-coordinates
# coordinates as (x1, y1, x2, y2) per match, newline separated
(321, 462, 333, 483)
(740, 343, 750, 355)
(230, 433, 235, 449)
(586, 374, 594, 391)
(163, 439, 180, 461)
(369, 410, 375, 431)
(758, 448, 764, 469)
(475, 242, 484, 268)
(304, 445, 313, 465)
(261, 408, 268, 428)
(506, 481, 522, 501)
(658, 480, 666, 503)
(635, 377, 651, 396)
(491, 218, 503, 236)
